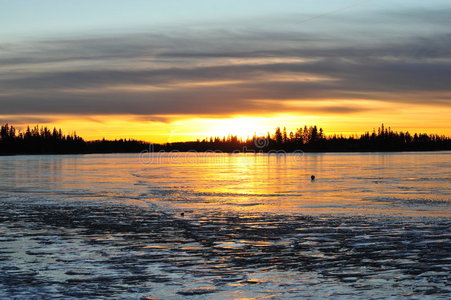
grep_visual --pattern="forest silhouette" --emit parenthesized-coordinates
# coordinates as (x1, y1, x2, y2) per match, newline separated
(1, 123, 450, 155)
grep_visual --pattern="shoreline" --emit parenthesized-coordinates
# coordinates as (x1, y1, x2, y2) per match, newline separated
(1, 149, 451, 157)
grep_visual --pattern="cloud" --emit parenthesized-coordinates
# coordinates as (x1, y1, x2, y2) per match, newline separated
(1, 7, 451, 120)
(0, 115, 59, 125)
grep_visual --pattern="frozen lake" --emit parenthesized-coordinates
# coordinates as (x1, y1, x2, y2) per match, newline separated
(0, 152, 450, 298)
(1, 151, 450, 216)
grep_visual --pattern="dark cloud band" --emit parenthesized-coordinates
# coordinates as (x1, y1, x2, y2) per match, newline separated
(1, 8, 450, 118)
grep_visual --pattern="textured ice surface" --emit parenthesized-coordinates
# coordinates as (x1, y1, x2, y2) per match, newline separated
(0, 152, 450, 298)
(0, 202, 450, 299)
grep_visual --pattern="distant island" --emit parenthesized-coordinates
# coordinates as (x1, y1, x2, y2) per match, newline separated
(1, 123, 450, 155)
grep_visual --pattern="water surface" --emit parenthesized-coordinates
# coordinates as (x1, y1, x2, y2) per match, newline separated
(0, 152, 450, 299)
(1, 152, 449, 216)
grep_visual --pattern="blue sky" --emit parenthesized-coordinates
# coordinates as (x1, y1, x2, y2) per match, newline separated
(3, 0, 449, 40)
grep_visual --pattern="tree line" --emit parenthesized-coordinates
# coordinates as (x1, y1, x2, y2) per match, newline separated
(167, 124, 450, 152)
(1, 123, 450, 155)
(0, 124, 148, 155)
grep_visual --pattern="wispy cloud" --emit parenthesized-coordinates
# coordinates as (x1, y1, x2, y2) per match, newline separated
(1, 6, 450, 121)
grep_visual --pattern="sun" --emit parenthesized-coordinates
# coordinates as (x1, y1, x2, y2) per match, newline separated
(165, 114, 316, 142)
(203, 117, 272, 140)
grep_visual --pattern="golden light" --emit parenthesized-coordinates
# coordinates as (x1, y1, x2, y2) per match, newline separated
(166, 115, 319, 142)
(3, 99, 451, 144)
(201, 117, 269, 139)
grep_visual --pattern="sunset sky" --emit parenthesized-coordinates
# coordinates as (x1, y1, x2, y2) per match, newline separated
(1, 0, 450, 142)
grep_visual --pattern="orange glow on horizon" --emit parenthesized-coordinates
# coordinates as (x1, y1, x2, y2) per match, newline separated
(1, 101, 450, 143)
